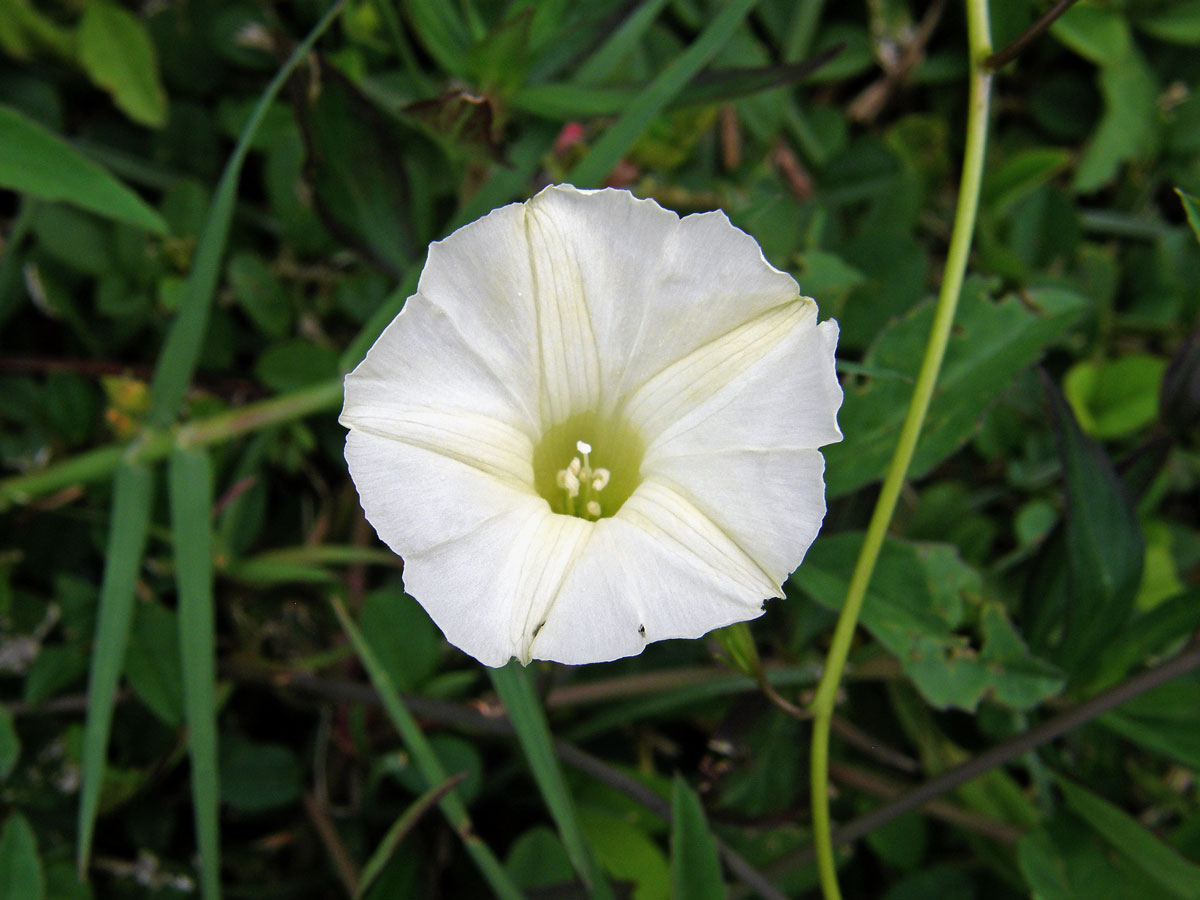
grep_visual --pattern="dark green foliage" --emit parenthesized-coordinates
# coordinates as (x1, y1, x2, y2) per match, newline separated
(1, 1, 1198, 898)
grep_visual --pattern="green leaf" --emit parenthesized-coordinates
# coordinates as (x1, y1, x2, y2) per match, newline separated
(670, 776, 726, 900)
(1178, 188, 1200, 245)
(23, 644, 89, 705)
(1019, 813, 1146, 900)
(1135, 2, 1200, 45)
(228, 253, 291, 337)
(489, 663, 612, 898)
(146, 2, 345, 427)
(826, 280, 1085, 498)
(982, 148, 1072, 217)
(791, 534, 1064, 711)
(77, 462, 155, 875)
(566, 0, 759, 187)
(1073, 52, 1158, 194)
(0, 708, 18, 780)
(572, 0, 673, 84)
(357, 773, 468, 899)
(514, 48, 842, 121)
(76, 1, 167, 128)
(0, 813, 44, 900)
(390, 734, 483, 806)
(331, 598, 527, 900)
(294, 70, 418, 272)
(580, 806, 670, 900)
(1055, 776, 1200, 898)
(1161, 314, 1200, 435)
(881, 866, 972, 900)
(255, 340, 341, 393)
(505, 827, 575, 889)
(1043, 372, 1144, 675)
(1101, 673, 1200, 769)
(1050, 3, 1132, 64)
(360, 587, 440, 692)
(219, 736, 302, 813)
(1063, 354, 1169, 439)
(402, 0, 472, 77)
(0, 0, 73, 59)
(124, 601, 185, 726)
(0, 105, 166, 233)
(168, 448, 221, 900)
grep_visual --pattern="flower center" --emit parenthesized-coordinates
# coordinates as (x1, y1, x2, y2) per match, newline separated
(556, 441, 612, 520)
(532, 413, 644, 519)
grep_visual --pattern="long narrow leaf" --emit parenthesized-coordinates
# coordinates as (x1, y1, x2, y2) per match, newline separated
(146, 1, 345, 427)
(573, 0, 673, 84)
(169, 448, 220, 900)
(355, 772, 467, 899)
(77, 462, 155, 874)
(671, 775, 727, 900)
(0, 105, 166, 234)
(489, 663, 612, 898)
(331, 598, 527, 900)
(1055, 775, 1200, 898)
(516, 46, 844, 121)
(566, 0, 761, 187)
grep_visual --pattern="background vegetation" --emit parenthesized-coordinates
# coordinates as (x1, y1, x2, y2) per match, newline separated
(2, 0, 1199, 898)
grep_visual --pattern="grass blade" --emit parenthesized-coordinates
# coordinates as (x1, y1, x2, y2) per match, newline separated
(670, 775, 728, 900)
(566, 0, 761, 187)
(1055, 775, 1200, 898)
(77, 461, 155, 875)
(168, 448, 220, 900)
(146, 1, 345, 427)
(573, 0, 672, 84)
(355, 772, 467, 898)
(489, 662, 612, 898)
(330, 598, 527, 900)
(402, 0, 472, 77)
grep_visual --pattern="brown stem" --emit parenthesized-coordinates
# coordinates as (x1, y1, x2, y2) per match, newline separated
(984, 0, 1079, 71)
(771, 640, 1200, 874)
(225, 661, 788, 900)
(828, 761, 1022, 844)
(303, 791, 360, 896)
(830, 717, 920, 774)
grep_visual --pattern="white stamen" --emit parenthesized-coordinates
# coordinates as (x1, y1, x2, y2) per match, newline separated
(557, 468, 580, 497)
(585, 500, 602, 518)
(568, 457, 581, 476)
(591, 469, 610, 492)
(576, 440, 592, 455)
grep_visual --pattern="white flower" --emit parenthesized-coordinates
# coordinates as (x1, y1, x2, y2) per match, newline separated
(340, 185, 842, 667)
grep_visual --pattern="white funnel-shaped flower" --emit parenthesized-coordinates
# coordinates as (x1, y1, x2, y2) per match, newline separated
(340, 185, 842, 666)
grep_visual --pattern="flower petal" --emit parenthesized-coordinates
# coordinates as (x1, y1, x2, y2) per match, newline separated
(346, 429, 552, 666)
(529, 481, 777, 664)
(520, 187, 802, 417)
(638, 314, 843, 457)
(341, 292, 540, 437)
(646, 448, 828, 584)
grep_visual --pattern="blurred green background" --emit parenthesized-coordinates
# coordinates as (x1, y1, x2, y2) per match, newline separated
(1, 1, 1199, 898)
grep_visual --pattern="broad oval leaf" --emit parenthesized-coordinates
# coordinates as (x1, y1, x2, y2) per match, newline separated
(77, 1, 168, 128)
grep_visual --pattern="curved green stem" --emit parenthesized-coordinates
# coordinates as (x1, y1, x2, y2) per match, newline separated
(808, 3, 993, 897)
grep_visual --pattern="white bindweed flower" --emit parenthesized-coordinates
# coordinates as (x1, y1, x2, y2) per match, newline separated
(340, 185, 842, 667)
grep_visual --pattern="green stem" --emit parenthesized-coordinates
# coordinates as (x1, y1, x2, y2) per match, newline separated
(0, 378, 342, 507)
(807, 3, 993, 898)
